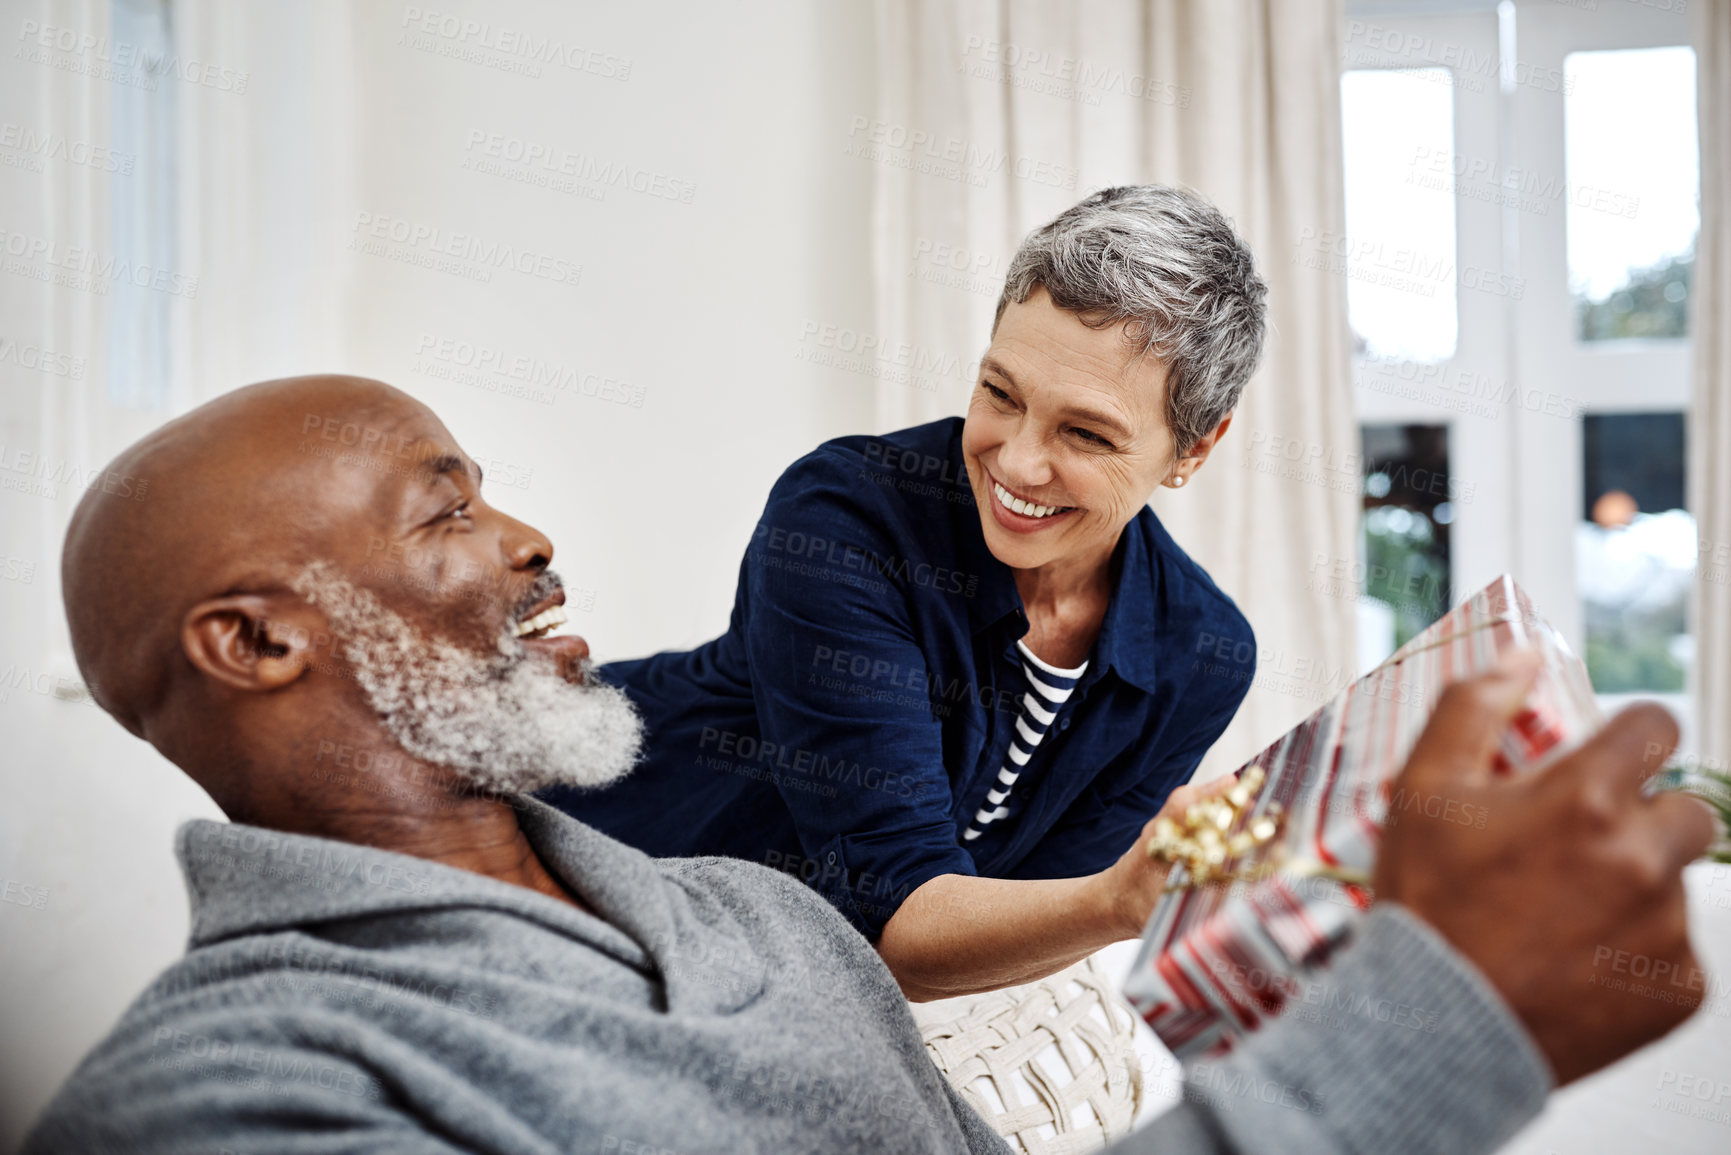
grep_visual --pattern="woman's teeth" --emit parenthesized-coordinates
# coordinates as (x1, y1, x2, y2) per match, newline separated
(993, 482, 1067, 519)
(513, 605, 569, 639)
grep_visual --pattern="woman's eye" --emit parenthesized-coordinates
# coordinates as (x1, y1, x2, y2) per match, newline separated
(1071, 428, 1113, 449)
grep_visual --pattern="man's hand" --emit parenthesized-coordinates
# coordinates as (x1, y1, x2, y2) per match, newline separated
(1097, 774, 1239, 938)
(1374, 651, 1718, 1085)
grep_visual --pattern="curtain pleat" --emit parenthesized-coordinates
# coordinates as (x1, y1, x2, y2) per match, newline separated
(870, 0, 1359, 775)
(1691, 0, 1731, 770)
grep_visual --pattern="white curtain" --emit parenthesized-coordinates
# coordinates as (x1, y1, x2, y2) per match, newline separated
(1692, 0, 1731, 771)
(172, 0, 358, 403)
(0, 0, 357, 664)
(5, 0, 134, 682)
(871, 0, 1359, 775)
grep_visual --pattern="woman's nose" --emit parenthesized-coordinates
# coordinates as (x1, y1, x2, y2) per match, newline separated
(997, 427, 1053, 487)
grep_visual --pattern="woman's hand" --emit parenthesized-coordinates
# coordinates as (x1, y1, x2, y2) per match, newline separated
(1093, 773, 1240, 938)
(880, 774, 1242, 1000)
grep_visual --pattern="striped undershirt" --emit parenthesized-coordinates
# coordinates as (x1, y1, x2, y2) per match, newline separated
(962, 640, 1089, 842)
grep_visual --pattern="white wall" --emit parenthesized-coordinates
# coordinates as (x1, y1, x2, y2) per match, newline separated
(0, 0, 879, 1146)
(339, 0, 880, 658)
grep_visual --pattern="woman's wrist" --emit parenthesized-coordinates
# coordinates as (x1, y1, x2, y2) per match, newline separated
(1083, 866, 1144, 942)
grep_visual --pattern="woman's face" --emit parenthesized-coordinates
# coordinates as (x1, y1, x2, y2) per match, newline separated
(962, 287, 1224, 575)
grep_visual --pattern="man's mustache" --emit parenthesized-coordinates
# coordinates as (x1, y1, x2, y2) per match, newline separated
(507, 569, 564, 626)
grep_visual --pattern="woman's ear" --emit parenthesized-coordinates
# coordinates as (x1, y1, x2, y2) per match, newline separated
(1180, 412, 1235, 473)
(181, 594, 325, 693)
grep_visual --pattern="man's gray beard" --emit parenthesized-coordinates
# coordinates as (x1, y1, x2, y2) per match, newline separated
(290, 562, 642, 796)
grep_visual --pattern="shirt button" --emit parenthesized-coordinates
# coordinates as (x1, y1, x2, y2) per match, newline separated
(1060, 718, 1071, 731)
(826, 851, 838, 865)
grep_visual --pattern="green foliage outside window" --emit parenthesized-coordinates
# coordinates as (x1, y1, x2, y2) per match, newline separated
(1578, 252, 1693, 342)
(1362, 503, 1449, 650)
(1583, 592, 1688, 692)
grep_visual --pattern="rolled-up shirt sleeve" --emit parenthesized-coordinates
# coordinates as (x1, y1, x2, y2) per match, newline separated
(738, 452, 977, 939)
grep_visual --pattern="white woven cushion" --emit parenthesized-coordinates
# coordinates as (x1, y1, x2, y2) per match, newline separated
(911, 956, 1145, 1155)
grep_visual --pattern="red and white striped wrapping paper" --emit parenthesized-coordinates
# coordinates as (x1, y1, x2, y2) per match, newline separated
(1122, 575, 1601, 1059)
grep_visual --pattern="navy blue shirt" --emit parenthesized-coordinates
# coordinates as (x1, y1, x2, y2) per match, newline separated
(544, 418, 1255, 939)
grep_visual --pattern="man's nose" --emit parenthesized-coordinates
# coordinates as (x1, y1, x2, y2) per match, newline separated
(502, 515, 553, 571)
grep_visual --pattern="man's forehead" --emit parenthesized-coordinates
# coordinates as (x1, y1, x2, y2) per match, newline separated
(301, 394, 465, 451)
(295, 392, 448, 444)
(293, 400, 477, 515)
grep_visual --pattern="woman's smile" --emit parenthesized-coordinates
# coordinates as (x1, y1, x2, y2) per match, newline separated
(987, 473, 1079, 533)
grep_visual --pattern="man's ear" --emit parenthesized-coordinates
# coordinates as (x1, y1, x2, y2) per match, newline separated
(181, 594, 325, 693)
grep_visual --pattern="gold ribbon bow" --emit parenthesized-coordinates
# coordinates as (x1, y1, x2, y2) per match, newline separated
(1145, 765, 1284, 889)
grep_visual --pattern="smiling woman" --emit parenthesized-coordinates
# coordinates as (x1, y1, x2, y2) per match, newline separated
(543, 186, 1266, 998)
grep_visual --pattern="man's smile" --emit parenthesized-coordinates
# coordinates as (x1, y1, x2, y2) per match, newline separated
(513, 598, 569, 639)
(507, 576, 589, 673)
(508, 574, 569, 639)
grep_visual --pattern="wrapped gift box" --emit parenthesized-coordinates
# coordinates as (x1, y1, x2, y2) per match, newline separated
(1122, 575, 1601, 1058)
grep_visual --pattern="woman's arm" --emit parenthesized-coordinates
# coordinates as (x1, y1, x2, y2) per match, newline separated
(876, 874, 1122, 1001)
(876, 775, 1233, 1000)
(737, 451, 984, 938)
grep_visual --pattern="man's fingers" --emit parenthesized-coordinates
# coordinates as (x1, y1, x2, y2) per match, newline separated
(1640, 791, 1719, 874)
(1400, 649, 1543, 786)
(1542, 701, 1680, 802)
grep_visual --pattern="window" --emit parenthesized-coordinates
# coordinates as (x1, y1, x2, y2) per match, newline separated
(1578, 412, 1693, 692)
(1564, 46, 1698, 343)
(1342, 0, 1696, 739)
(1341, 69, 1459, 361)
(1361, 423, 1453, 662)
(106, 0, 177, 410)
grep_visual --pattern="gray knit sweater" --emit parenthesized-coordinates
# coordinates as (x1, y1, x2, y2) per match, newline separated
(23, 799, 1550, 1154)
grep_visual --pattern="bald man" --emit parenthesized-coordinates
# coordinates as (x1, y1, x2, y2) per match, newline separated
(23, 376, 1715, 1155)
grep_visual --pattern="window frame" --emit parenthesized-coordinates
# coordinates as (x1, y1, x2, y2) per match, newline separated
(1509, 0, 1694, 735)
(1343, 0, 1696, 741)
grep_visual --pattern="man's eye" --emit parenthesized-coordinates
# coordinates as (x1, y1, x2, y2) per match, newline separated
(444, 502, 472, 522)
(982, 382, 1010, 402)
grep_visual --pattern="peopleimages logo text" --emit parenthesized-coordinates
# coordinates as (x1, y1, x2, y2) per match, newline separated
(349, 212, 581, 287)
(0, 228, 199, 297)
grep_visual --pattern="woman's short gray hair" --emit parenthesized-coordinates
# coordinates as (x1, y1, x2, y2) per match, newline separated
(994, 185, 1267, 456)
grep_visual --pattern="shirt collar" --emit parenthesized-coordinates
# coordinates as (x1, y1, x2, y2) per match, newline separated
(954, 497, 1024, 638)
(176, 806, 640, 958)
(1092, 510, 1163, 695)
(946, 438, 1163, 694)
(173, 801, 772, 1012)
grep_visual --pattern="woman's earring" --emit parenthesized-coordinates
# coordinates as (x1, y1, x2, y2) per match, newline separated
(1171, 475, 1187, 488)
